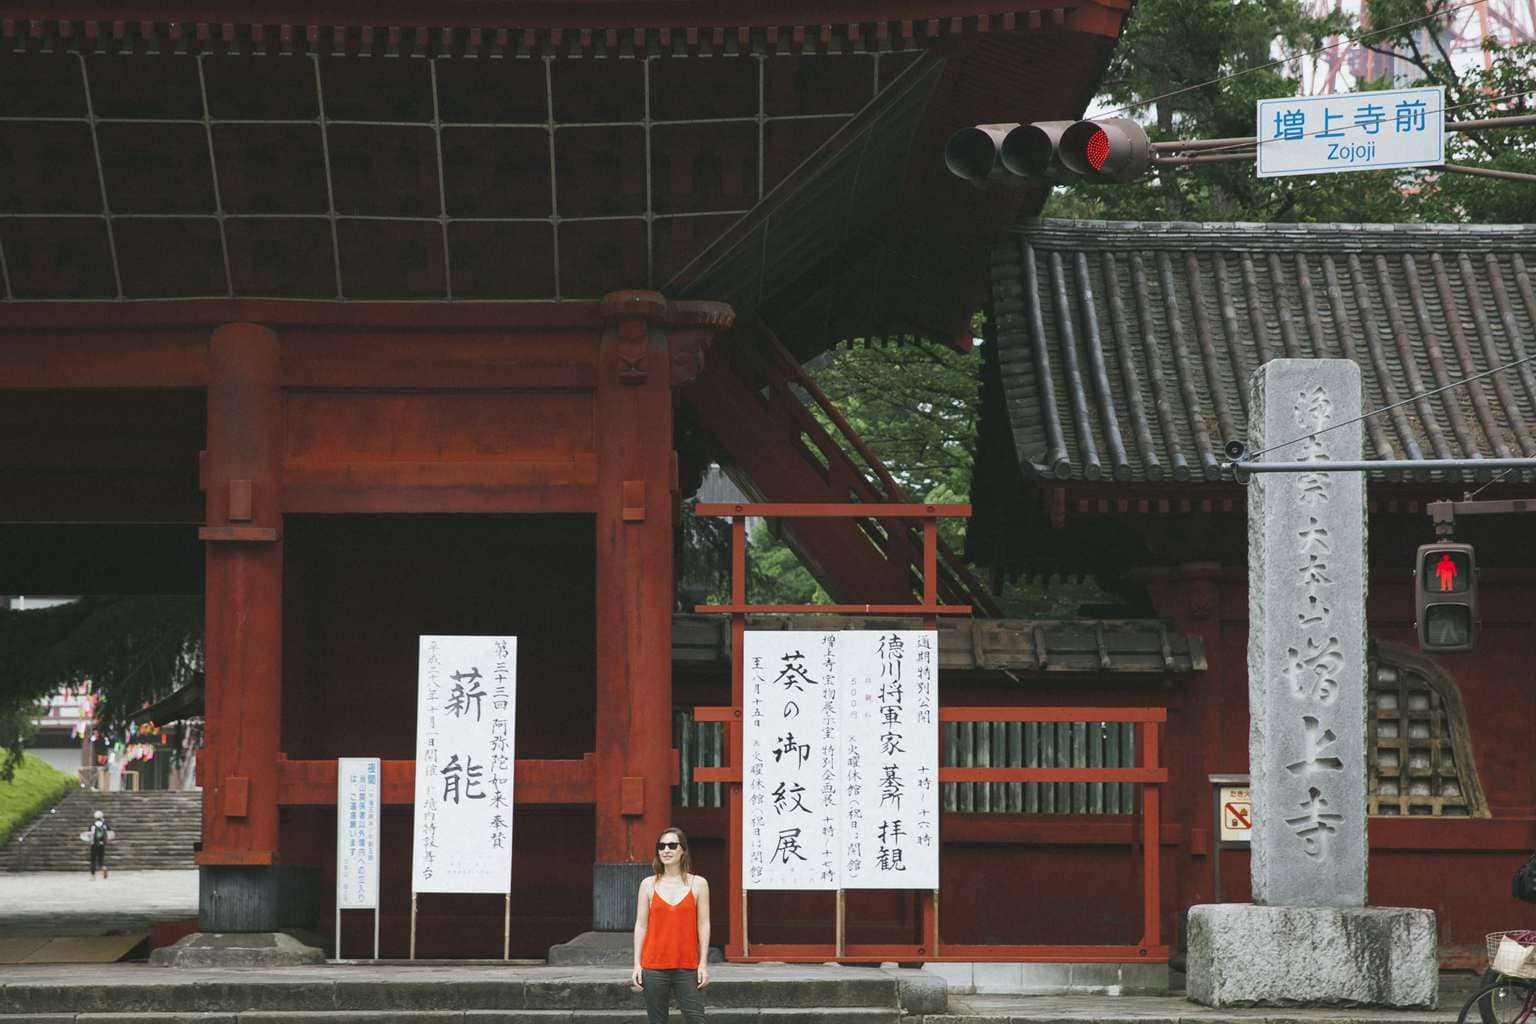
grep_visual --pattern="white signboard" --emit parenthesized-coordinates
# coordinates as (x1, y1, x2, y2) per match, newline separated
(842, 631, 939, 890)
(744, 631, 840, 890)
(743, 630, 938, 891)
(337, 757, 381, 909)
(1219, 785, 1252, 844)
(1256, 86, 1444, 178)
(411, 635, 516, 894)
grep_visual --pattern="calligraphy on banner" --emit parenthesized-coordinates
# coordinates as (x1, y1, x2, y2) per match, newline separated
(411, 636, 517, 895)
(743, 630, 938, 892)
(337, 757, 380, 909)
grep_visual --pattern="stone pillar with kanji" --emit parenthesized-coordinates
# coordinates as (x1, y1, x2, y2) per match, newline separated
(1186, 359, 1435, 1007)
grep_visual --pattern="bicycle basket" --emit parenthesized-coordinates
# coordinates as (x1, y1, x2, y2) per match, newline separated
(1488, 931, 1536, 979)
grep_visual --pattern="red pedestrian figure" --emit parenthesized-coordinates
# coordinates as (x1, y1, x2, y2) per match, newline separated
(1434, 553, 1458, 592)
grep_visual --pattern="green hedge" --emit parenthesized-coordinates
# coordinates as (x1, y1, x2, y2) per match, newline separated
(0, 754, 77, 847)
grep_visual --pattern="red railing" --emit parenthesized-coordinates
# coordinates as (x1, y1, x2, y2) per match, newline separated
(691, 501, 1167, 963)
(727, 328, 1000, 615)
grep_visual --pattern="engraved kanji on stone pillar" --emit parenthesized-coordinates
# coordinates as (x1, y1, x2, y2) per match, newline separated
(1247, 359, 1367, 908)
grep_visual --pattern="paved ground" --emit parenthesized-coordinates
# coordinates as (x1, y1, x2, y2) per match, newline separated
(0, 963, 1482, 1021)
(0, 869, 198, 937)
(0, 873, 1483, 1020)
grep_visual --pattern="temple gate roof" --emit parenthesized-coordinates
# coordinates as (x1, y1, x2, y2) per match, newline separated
(0, 3, 1130, 353)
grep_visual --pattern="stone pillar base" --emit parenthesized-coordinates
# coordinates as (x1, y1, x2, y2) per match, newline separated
(1187, 904, 1437, 1008)
(150, 932, 324, 967)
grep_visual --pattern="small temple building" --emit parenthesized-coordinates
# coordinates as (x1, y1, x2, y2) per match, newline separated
(967, 219, 1536, 963)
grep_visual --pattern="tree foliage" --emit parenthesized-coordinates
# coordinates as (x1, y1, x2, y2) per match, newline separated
(0, 596, 201, 780)
(1051, 0, 1536, 223)
(732, 338, 981, 606)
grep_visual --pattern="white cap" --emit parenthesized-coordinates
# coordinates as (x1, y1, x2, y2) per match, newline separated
(93, 810, 103, 819)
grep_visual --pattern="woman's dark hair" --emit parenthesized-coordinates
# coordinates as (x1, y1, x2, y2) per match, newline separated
(651, 826, 692, 880)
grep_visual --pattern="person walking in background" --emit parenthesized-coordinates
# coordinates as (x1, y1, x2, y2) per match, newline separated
(86, 809, 112, 879)
(632, 826, 710, 1023)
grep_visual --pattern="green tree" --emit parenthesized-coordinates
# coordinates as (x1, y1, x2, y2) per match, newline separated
(0, 596, 201, 780)
(1050, 0, 1536, 223)
(733, 337, 982, 606)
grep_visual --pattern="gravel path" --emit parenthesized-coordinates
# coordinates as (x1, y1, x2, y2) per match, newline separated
(0, 869, 197, 937)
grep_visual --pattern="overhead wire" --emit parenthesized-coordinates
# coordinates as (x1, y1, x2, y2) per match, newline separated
(1241, 350, 1536, 463)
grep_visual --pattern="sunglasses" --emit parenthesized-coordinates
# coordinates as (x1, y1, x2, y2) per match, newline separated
(656, 841, 682, 851)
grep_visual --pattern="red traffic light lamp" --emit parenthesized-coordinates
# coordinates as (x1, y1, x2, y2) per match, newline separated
(1058, 118, 1152, 183)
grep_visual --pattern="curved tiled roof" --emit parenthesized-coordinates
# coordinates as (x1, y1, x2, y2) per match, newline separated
(992, 220, 1536, 482)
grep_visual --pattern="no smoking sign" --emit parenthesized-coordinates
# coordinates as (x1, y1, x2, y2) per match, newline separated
(1219, 785, 1252, 843)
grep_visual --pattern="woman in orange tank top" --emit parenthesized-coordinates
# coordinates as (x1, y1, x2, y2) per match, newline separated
(632, 826, 710, 1023)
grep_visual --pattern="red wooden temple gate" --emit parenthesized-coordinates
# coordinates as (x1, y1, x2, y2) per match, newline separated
(0, 0, 1135, 958)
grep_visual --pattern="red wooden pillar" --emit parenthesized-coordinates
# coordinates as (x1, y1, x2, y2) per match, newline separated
(587, 292, 731, 932)
(198, 322, 285, 931)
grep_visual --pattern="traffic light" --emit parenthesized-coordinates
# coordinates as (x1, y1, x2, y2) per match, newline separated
(1415, 542, 1478, 652)
(944, 118, 1152, 185)
(943, 123, 1023, 185)
(1056, 118, 1152, 184)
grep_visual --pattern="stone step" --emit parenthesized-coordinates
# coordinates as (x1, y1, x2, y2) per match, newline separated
(0, 972, 925, 1017)
(0, 788, 204, 872)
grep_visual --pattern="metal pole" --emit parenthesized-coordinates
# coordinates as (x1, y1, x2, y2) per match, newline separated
(409, 894, 418, 961)
(335, 907, 341, 963)
(1437, 162, 1536, 184)
(741, 889, 750, 958)
(1151, 135, 1256, 151)
(374, 907, 380, 962)
(1154, 152, 1257, 166)
(835, 889, 846, 958)
(932, 888, 941, 957)
(1449, 113, 1536, 132)
(504, 894, 511, 961)
(1229, 456, 1536, 474)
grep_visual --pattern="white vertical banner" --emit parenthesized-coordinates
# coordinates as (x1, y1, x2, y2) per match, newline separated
(743, 629, 939, 891)
(843, 631, 939, 890)
(412, 635, 516, 894)
(337, 757, 381, 909)
(743, 631, 840, 890)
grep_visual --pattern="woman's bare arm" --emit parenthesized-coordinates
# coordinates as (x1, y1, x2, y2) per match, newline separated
(694, 876, 711, 986)
(631, 877, 651, 986)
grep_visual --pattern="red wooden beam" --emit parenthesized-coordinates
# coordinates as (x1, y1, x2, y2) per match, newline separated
(726, 944, 1169, 963)
(695, 603, 971, 615)
(0, 299, 608, 330)
(943, 815, 1184, 846)
(0, 333, 207, 388)
(940, 707, 1168, 723)
(283, 459, 597, 515)
(694, 502, 971, 518)
(941, 767, 1168, 784)
(0, 2, 1127, 35)
(276, 755, 597, 806)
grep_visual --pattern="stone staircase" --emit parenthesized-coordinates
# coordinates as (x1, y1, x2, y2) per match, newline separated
(0, 788, 201, 872)
(0, 963, 939, 1023)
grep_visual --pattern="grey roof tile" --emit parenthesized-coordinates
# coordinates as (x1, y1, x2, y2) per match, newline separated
(993, 219, 1536, 482)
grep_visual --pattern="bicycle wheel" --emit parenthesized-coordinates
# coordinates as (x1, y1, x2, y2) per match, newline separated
(1471, 968, 1536, 1024)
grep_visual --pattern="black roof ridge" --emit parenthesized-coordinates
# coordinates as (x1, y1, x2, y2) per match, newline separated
(1012, 218, 1536, 253)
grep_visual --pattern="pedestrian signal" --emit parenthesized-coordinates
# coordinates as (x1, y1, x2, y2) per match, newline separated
(1414, 542, 1477, 652)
